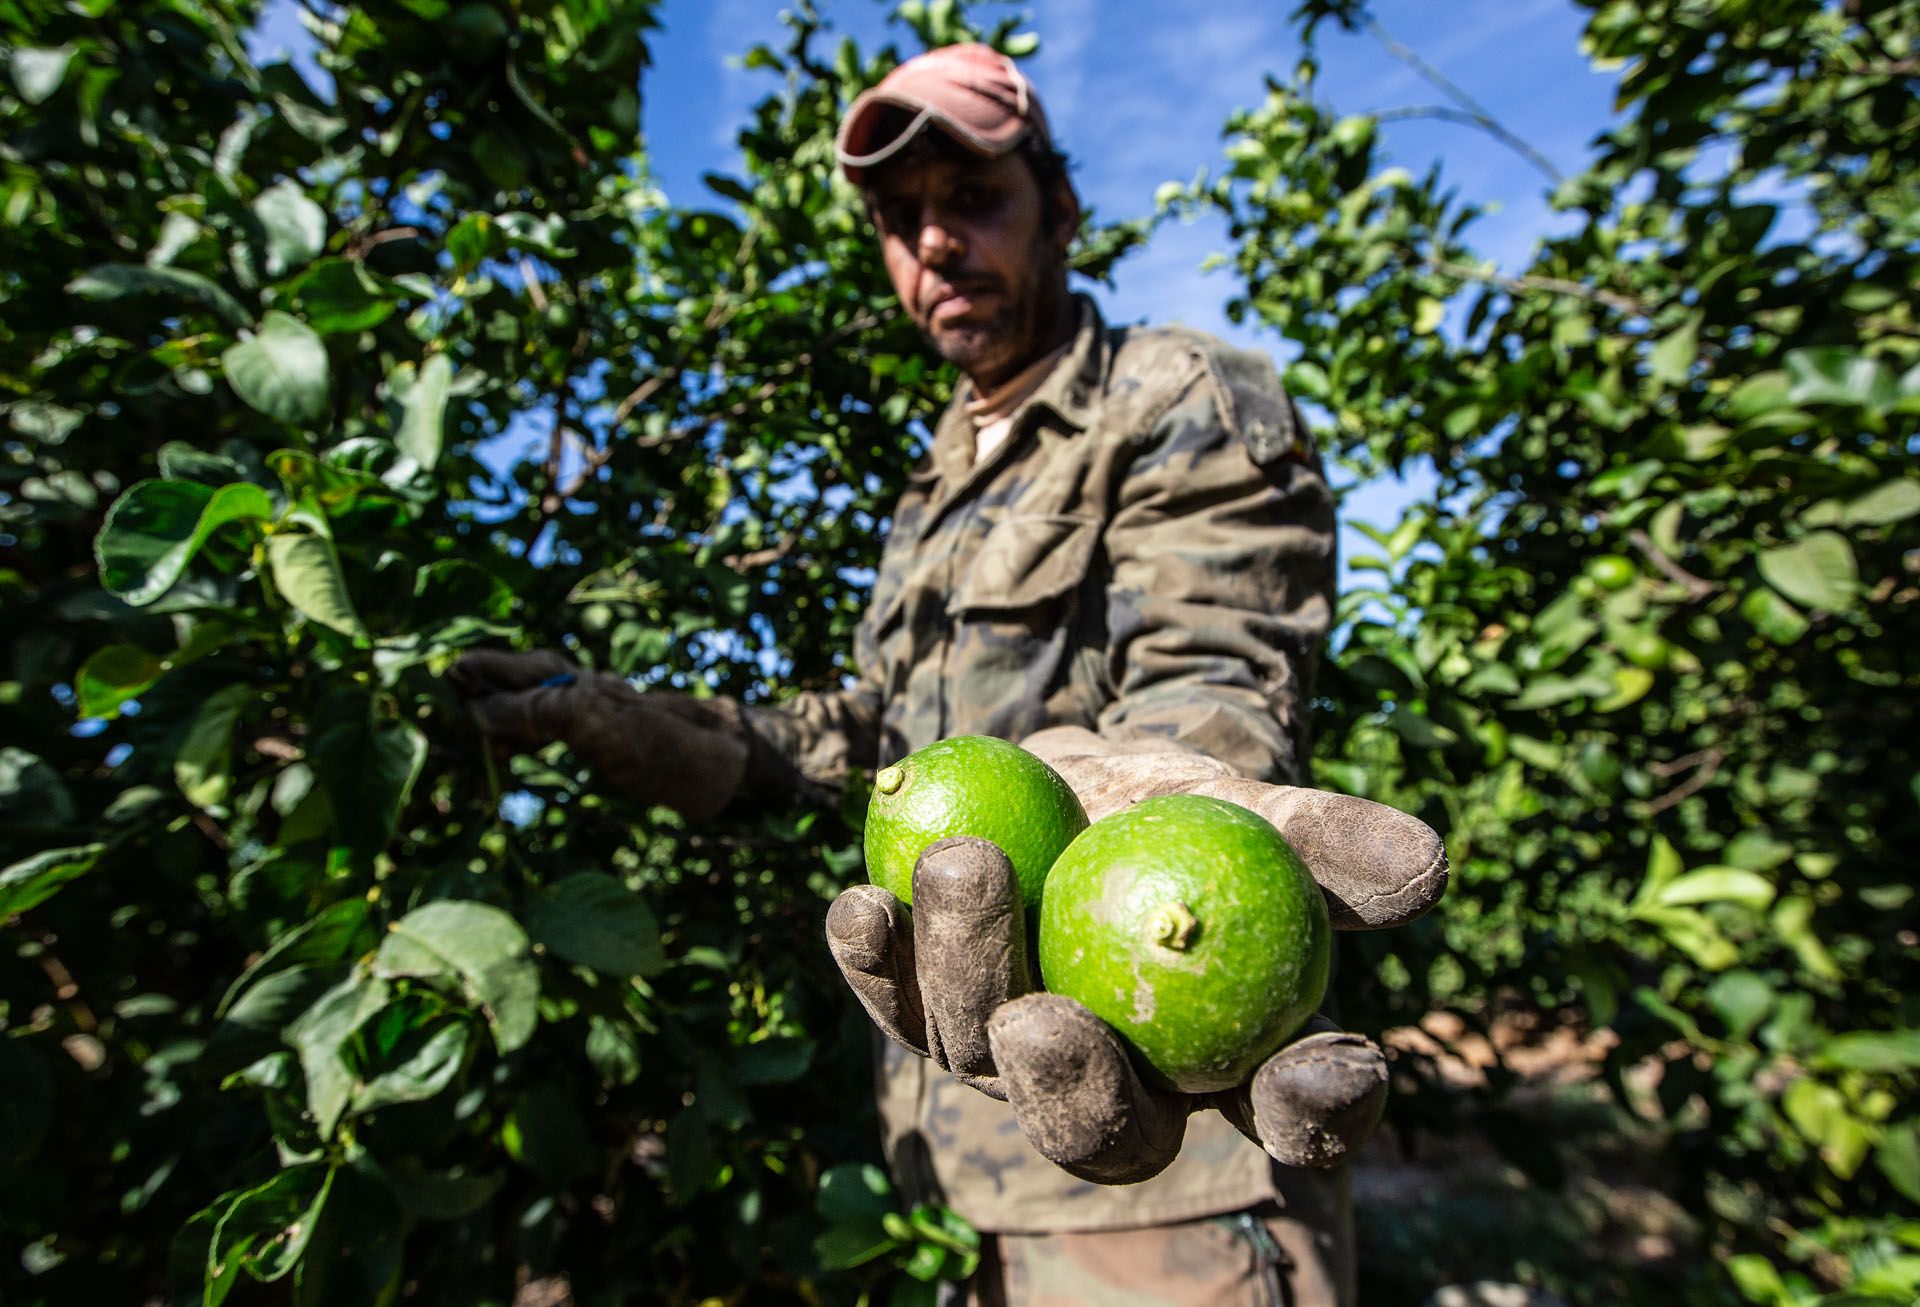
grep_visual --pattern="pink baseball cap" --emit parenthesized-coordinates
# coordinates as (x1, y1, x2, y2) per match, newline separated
(836, 43, 1052, 184)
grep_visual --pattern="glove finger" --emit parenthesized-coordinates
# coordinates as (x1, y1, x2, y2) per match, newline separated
(825, 885, 929, 1057)
(465, 682, 579, 748)
(446, 649, 578, 699)
(1217, 1016, 1388, 1169)
(911, 837, 1030, 1082)
(987, 992, 1188, 1185)
(1187, 778, 1448, 930)
(1018, 726, 1235, 822)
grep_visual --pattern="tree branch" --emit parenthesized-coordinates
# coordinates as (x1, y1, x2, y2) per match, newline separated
(1368, 18, 1564, 184)
(1644, 747, 1724, 814)
(1424, 258, 1650, 318)
(1628, 528, 1718, 602)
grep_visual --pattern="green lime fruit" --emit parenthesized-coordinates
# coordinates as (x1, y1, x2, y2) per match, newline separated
(1037, 794, 1330, 1094)
(1586, 553, 1638, 592)
(1617, 626, 1671, 670)
(864, 735, 1088, 910)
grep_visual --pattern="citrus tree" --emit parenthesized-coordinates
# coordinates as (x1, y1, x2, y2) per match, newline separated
(0, 0, 1084, 1300)
(1195, 1, 1919, 1301)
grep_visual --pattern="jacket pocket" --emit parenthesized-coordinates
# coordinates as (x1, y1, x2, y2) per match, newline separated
(946, 514, 1100, 616)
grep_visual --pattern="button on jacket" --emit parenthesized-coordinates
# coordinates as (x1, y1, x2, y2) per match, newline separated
(747, 293, 1337, 1232)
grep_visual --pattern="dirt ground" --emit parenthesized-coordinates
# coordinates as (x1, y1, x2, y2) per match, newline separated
(1353, 1009, 1700, 1306)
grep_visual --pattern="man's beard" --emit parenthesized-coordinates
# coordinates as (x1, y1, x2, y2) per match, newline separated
(920, 245, 1067, 391)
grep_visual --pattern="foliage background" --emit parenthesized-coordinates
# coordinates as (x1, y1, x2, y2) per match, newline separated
(0, 0, 1914, 1304)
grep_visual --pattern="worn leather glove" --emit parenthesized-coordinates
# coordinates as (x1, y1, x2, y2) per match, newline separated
(446, 650, 752, 822)
(826, 726, 1449, 1186)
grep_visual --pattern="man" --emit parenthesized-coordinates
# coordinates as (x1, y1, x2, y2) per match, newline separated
(450, 43, 1446, 1305)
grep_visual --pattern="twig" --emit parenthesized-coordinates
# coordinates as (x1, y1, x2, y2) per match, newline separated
(344, 225, 422, 260)
(1645, 747, 1724, 814)
(1374, 106, 1566, 186)
(1628, 528, 1718, 601)
(1425, 258, 1649, 318)
(1368, 18, 1564, 184)
(1647, 748, 1721, 779)
(519, 258, 549, 313)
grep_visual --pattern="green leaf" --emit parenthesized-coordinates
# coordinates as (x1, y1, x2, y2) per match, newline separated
(67, 263, 251, 329)
(1784, 1078, 1872, 1179)
(1740, 587, 1809, 645)
(284, 973, 389, 1139)
(1877, 1121, 1920, 1205)
(0, 748, 74, 822)
(222, 311, 330, 425)
(10, 45, 75, 104)
(393, 353, 452, 471)
(206, 1164, 333, 1297)
(1784, 346, 1898, 411)
(1635, 906, 1739, 970)
(527, 874, 666, 977)
(386, 1166, 504, 1221)
(252, 181, 327, 277)
(1648, 866, 1776, 912)
(267, 531, 366, 638)
(288, 259, 398, 334)
(1724, 1253, 1788, 1305)
(76, 643, 165, 718)
(313, 711, 425, 858)
(374, 902, 540, 1053)
(1704, 971, 1773, 1040)
(1593, 665, 1655, 712)
(353, 1017, 469, 1112)
(1813, 1030, 1920, 1074)
(1757, 531, 1859, 612)
(1803, 479, 1920, 528)
(1633, 835, 1685, 907)
(174, 684, 254, 808)
(1772, 895, 1841, 982)
(216, 898, 370, 1018)
(96, 480, 274, 605)
(445, 213, 497, 273)
(1648, 314, 1699, 386)
(0, 844, 105, 918)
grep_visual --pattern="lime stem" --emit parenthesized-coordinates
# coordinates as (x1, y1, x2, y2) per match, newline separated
(876, 765, 904, 795)
(1148, 901, 1199, 951)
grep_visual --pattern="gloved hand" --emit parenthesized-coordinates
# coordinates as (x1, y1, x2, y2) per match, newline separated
(446, 650, 752, 822)
(825, 726, 1449, 1185)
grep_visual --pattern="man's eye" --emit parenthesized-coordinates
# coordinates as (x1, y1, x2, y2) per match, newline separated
(952, 186, 995, 215)
(877, 201, 916, 234)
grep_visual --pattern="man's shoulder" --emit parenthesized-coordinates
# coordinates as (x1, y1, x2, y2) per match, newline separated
(1102, 321, 1303, 466)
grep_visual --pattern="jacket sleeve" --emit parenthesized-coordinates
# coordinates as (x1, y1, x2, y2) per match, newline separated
(739, 608, 887, 806)
(1095, 352, 1336, 786)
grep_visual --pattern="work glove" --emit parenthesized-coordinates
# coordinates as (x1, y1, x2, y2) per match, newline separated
(446, 650, 752, 822)
(825, 726, 1448, 1186)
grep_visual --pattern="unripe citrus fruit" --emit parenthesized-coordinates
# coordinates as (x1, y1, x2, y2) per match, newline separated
(863, 735, 1088, 910)
(1586, 553, 1637, 592)
(1037, 794, 1330, 1093)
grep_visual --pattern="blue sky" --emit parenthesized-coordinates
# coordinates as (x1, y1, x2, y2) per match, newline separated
(248, 0, 1621, 559)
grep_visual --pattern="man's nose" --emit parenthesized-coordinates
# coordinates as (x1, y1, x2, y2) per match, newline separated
(917, 218, 962, 265)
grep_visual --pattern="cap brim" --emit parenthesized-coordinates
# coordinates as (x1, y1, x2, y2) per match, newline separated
(836, 91, 1032, 183)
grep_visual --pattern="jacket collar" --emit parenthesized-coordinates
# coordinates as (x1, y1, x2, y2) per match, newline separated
(925, 293, 1109, 493)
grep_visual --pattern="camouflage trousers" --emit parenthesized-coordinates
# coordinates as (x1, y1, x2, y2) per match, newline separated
(954, 1174, 1354, 1307)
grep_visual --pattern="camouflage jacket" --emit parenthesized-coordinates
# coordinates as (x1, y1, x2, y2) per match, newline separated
(747, 294, 1337, 1233)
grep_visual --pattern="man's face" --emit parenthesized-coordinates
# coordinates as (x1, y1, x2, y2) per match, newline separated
(866, 145, 1078, 392)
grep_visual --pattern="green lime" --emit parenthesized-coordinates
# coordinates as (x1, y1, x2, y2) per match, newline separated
(863, 735, 1088, 910)
(1037, 794, 1330, 1093)
(1586, 554, 1638, 592)
(1617, 626, 1671, 670)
